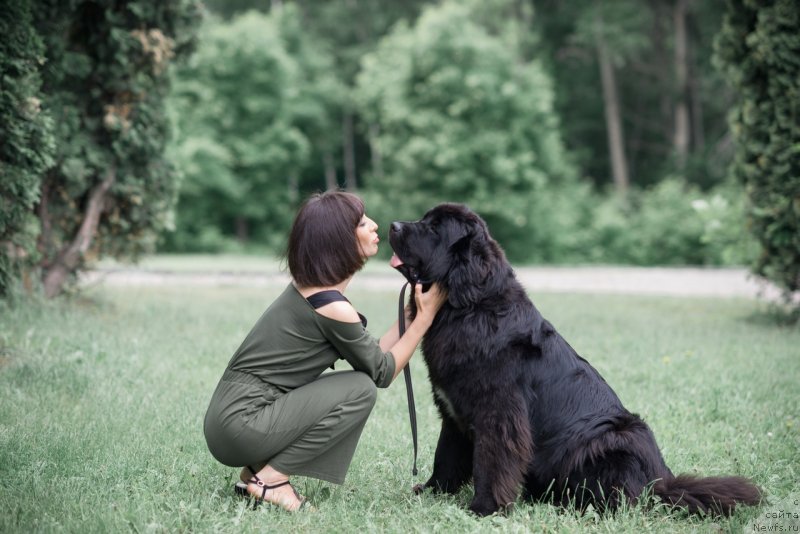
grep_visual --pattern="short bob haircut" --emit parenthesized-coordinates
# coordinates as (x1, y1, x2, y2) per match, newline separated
(286, 191, 367, 287)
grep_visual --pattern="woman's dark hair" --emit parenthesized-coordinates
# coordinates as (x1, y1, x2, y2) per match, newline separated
(286, 191, 367, 287)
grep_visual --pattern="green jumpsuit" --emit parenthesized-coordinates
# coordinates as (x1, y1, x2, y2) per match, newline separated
(203, 283, 396, 484)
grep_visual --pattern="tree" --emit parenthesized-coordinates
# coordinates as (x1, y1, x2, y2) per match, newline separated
(293, 0, 428, 191)
(593, 9, 631, 197)
(28, 0, 200, 297)
(534, 0, 733, 191)
(714, 0, 800, 296)
(276, 5, 347, 195)
(569, 1, 652, 198)
(357, 0, 581, 261)
(672, 0, 691, 169)
(0, 0, 55, 297)
(165, 7, 339, 251)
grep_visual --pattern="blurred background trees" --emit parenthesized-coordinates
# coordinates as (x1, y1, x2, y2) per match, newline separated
(1, 0, 798, 298)
(356, 1, 582, 262)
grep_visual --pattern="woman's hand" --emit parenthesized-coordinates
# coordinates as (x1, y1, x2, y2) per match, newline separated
(384, 282, 448, 382)
(414, 282, 447, 324)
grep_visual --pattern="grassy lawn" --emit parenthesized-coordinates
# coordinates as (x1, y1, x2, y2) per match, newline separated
(1, 282, 798, 533)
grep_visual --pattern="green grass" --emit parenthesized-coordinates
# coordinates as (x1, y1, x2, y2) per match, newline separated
(1, 283, 798, 533)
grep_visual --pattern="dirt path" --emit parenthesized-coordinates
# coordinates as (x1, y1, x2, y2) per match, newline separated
(82, 265, 784, 301)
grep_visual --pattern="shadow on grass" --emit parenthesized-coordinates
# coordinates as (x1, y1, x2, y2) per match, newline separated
(744, 301, 800, 327)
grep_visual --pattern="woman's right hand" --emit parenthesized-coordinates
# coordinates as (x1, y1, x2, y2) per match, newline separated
(413, 282, 447, 324)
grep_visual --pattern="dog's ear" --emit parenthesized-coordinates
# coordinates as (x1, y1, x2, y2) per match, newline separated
(446, 227, 490, 308)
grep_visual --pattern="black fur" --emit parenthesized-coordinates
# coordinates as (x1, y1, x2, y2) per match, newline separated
(389, 203, 761, 517)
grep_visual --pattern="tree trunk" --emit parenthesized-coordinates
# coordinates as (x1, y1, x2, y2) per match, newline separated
(36, 177, 53, 260)
(595, 16, 629, 197)
(650, 0, 675, 144)
(673, 0, 691, 167)
(342, 110, 357, 191)
(235, 216, 248, 242)
(368, 123, 383, 180)
(41, 169, 115, 298)
(288, 172, 299, 203)
(688, 25, 705, 152)
(323, 150, 337, 190)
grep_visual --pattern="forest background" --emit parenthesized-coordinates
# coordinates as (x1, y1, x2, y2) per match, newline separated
(1, 0, 798, 300)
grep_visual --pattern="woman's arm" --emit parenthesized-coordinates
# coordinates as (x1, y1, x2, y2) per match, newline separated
(378, 321, 401, 353)
(313, 283, 447, 384)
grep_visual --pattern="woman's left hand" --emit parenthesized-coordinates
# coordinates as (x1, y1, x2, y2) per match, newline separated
(414, 282, 447, 324)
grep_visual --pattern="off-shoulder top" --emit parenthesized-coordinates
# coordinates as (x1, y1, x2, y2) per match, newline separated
(225, 283, 395, 390)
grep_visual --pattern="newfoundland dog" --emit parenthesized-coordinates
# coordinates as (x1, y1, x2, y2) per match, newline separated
(388, 203, 761, 517)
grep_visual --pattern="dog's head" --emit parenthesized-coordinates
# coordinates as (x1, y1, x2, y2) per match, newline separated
(388, 203, 506, 307)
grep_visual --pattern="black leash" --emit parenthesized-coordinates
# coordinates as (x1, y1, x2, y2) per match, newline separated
(398, 281, 419, 476)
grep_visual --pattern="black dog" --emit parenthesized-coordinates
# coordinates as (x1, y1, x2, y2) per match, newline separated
(389, 203, 761, 517)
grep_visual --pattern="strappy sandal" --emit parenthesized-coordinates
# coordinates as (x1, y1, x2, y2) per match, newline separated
(234, 466, 312, 512)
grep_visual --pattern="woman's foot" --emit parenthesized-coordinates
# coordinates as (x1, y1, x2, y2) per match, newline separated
(239, 464, 307, 512)
(246, 478, 305, 512)
(239, 465, 263, 484)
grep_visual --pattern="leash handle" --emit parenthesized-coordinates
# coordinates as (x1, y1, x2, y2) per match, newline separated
(399, 282, 419, 476)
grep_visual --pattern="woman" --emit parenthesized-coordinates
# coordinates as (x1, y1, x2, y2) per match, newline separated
(203, 191, 447, 512)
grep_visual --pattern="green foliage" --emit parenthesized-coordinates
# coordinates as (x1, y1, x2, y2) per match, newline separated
(17, 0, 201, 296)
(2, 0, 778, 281)
(714, 0, 800, 296)
(291, 0, 428, 83)
(159, 1, 750, 268)
(536, 0, 734, 190)
(570, 1, 652, 66)
(0, 1, 55, 296)
(165, 7, 341, 252)
(692, 181, 761, 266)
(586, 179, 756, 266)
(356, 0, 579, 262)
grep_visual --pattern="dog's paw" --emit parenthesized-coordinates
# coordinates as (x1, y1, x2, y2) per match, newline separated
(469, 498, 511, 517)
(469, 503, 497, 517)
(412, 483, 427, 495)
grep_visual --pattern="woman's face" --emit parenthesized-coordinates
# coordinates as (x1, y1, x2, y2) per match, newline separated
(356, 214, 380, 258)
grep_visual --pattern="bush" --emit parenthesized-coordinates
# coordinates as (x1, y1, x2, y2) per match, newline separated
(714, 0, 800, 296)
(692, 181, 759, 266)
(356, 0, 580, 264)
(0, 0, 54, 297)
(584, 179, 755, 266)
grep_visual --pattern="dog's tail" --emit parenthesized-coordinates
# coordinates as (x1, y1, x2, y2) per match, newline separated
(652, 473, 761, 516)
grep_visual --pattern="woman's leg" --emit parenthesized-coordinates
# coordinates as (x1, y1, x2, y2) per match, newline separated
(240, 370, 378, 501)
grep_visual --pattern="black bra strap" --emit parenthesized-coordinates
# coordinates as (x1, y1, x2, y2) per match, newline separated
(306, 290, 349, 308)
(306, 290, 367, 328)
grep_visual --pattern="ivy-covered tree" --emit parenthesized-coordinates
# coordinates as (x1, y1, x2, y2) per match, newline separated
(714, 0, 800, 296)
(31, 0, 200, 297)
(0, 0, 55, 296)
(356, 0, 583, 261)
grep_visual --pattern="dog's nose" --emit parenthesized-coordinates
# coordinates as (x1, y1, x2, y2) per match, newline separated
(390, 222, 404, 234)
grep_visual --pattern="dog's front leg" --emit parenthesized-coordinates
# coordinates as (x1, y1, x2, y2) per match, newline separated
(416, 414, 473, 495)
(469, 395, 533, 516)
